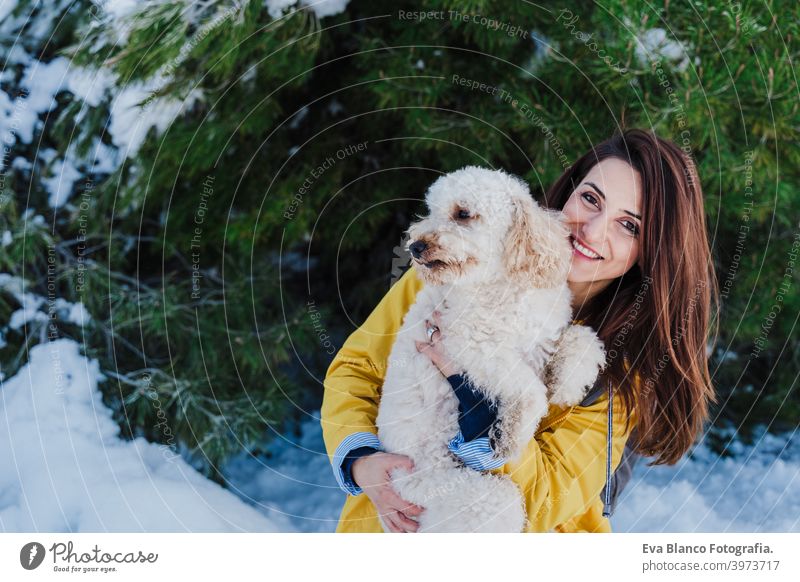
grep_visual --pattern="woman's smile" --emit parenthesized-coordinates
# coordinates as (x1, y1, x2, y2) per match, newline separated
(569, 234, 604, 260)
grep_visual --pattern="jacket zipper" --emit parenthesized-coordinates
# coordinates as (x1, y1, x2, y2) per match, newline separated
(535, 406, 574, 436)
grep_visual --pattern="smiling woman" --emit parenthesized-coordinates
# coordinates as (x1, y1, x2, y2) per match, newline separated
(321, 128, 718, 533)
(544, 129, 719, 466)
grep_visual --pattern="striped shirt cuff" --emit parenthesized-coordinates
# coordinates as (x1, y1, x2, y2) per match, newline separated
(448, 431, 507, 471)
(332, 431, 383, 495)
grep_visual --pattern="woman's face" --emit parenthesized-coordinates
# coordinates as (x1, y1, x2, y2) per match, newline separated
(561, 157, 643, 287)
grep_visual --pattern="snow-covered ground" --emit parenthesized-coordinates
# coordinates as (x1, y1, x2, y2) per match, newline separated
(222, 415, 345, 532)
(2, 328, 797, 532)
(613, 430, 800, 533)
(0, 338, 286, 532)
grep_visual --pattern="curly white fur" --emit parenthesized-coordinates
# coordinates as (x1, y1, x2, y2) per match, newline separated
(376, 166, 606, 532)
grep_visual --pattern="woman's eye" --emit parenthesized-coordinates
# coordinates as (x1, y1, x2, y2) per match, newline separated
(581, 192, 599, 207)
(622, 220, 640, 235)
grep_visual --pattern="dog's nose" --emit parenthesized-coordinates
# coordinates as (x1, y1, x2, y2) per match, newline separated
(409, 240, 428, 259)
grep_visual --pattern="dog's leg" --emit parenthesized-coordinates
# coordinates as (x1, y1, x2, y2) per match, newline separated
(545, 324, 606, 407)
(481, 364, 550, 462)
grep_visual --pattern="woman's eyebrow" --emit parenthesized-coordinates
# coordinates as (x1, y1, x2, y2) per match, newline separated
(585, 181, 641, 219)
(585, 181, 606, 200)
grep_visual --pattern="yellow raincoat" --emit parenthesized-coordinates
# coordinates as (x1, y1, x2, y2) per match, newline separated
(321, 265, 636, 532)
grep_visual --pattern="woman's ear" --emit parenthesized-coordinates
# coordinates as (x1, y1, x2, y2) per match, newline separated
(503, 196, 572, 287)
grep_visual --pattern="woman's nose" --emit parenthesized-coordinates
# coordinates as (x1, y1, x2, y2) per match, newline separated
(579, 216, 607, 247)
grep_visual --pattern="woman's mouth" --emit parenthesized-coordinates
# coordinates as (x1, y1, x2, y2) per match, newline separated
(570, 235, 603, 260)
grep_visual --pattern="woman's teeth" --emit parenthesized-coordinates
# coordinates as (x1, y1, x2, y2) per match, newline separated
(572, 237, 602, 259)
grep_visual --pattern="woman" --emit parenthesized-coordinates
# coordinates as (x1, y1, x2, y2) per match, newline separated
(320, 129, 718, 533)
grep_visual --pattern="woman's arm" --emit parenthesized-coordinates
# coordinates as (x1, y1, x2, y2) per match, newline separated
(445, 373, 508, 471)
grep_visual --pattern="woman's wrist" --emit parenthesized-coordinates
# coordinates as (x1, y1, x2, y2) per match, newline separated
(347, 447, 379, 487)
(350, 452, 375, 488)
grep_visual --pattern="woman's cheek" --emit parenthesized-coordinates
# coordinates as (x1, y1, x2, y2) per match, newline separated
(615, 240, 639, 277)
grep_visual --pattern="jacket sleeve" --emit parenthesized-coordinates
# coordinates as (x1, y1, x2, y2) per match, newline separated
(445, 373, 507, 471)
(320, 266, 423, 478)
(508, 391, 635, 532)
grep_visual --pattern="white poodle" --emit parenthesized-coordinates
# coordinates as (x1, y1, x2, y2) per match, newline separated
(375, 166, 606, 532)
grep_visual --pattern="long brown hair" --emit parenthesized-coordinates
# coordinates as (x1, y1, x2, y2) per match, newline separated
(543, 129, 719, 465)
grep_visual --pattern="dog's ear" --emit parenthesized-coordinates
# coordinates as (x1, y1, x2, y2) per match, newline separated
(503, 196, 571, 287)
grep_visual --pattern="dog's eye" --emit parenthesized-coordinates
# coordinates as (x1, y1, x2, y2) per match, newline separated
(455, 209, 471, 220)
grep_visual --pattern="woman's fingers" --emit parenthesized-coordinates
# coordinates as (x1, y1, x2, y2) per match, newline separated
(393, 510, 420, 532)
(390, 454, 415, 473)
(382, 485, 421, 515)
(398, 501, 423, 517)
(382, 459, 424, 518)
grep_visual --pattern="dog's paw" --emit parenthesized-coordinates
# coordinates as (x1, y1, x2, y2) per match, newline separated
(547, 325, 607, 407)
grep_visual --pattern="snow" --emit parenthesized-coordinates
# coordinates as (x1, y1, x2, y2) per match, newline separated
(613, 431, 800, 532)
(0, 0, 17, 23)
(53, 299, 92, 326)
(99, 0, 146, 44)
(66, 303, 91, 326)
(0, 338, 285, 532)
(63, 65, 117, 108)
(19, 57, 70, 117)
(108, 77, 203, 156)
(265, 0, 350, 20)
(40, 139, 118, 208)
(0, 54, 120, 176)
(88, 137, 120, 174)
(101, 0, 140, 20)
(222, 413, 345, 532)
(8, 306, 48, 331)
(44, 156, 83, 208)
(1, 83, 40, 155)
(1, 20, 197, 169)
(266, 0, 298, 19)
(635, 28, 691, 72)
(0, 274, 289, 532)
(302, 0, 350, 18)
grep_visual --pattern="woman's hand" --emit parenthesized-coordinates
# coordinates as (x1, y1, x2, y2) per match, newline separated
(351, 452, 424, 533)
(415, 310, 461, 378)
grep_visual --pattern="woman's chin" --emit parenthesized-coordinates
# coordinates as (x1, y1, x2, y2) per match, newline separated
(567, 265, 600, 283)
